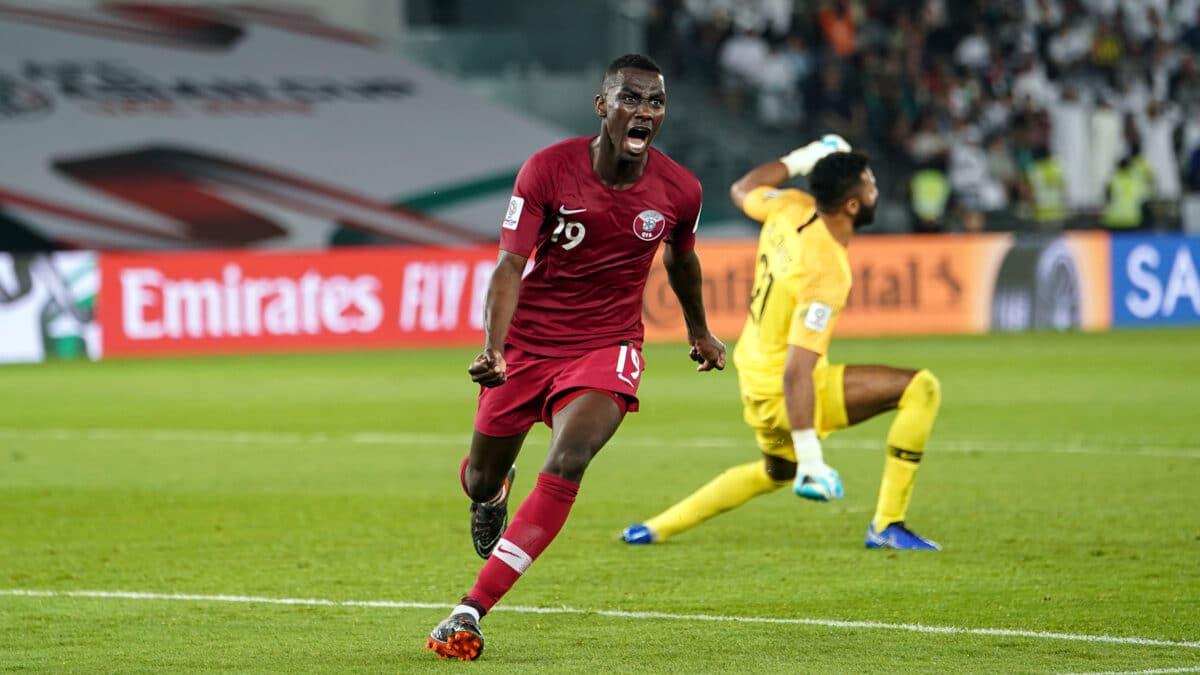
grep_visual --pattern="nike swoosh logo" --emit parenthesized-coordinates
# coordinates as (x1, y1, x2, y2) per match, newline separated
(495, 545, 515, 557)
(558, 206, 587, 215)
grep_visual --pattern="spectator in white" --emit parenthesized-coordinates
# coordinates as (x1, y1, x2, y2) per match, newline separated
(954, 22, 992, 74)
(1178, 0, 1200, 33)
(1090, 97, 1127, 209)
(1080, 0, 1119, 18)
(1024, 0, 1064, 58)
(1135, 98, 1183, 201)
(1024, 0, 1064, 28)
(1113, 63, 1152, 117)
(719, 24, 768, 82)
(1146, 1, 1176, 42)
(949, 122, 1007, 215)
(945, 68, 980, 121)
(755, 0, 794, 37)
(755, 40, 802, 129)
(697, 0, 791, 37)
(907, 112, 949, 166)
(1047, 17, 1096, 70)
(781, 32, 815, 86)
(1119, 0, 1169, 46)
(1148, 40, 1180, 103)
(986, 132, 1026, 209)
(729, 3, 768, 35)
(1049, 84, 1096, 209)
(718, 24, 769, 110)
(978, 90, 1014, 139)
(1170, 53, 1200, 114)
(1012, 53, 1057, 110)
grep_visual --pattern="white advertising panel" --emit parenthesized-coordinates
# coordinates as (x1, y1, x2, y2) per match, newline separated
(0, 251, 99, 362)
(0, 4, 562, 249)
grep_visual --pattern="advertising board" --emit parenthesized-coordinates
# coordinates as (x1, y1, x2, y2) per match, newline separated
(1111, 234, 1200, 327)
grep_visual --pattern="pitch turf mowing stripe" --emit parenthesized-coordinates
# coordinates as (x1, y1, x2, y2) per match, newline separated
(0, 427, 1197, 458)
(2, 589, 1198, 650)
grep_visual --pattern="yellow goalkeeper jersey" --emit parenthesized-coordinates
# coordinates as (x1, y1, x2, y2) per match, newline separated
(733, 186, 852, 397)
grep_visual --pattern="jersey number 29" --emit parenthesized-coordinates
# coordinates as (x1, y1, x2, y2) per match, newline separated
(551, 217, 586, 250)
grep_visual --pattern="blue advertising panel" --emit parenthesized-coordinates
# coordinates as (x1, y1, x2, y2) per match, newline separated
(1111, 234, 1200, 327)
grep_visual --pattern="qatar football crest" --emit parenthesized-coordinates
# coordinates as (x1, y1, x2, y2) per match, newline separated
(632, 209, 667, 241)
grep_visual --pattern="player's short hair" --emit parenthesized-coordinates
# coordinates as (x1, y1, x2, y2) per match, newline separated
(810, 151, 871, 212)
(603, 54, 662, 87)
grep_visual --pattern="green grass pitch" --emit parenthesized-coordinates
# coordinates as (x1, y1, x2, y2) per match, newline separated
(1, 330, 1198, 673)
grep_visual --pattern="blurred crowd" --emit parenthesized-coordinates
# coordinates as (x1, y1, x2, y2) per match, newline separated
(643, 0, 1200, 232)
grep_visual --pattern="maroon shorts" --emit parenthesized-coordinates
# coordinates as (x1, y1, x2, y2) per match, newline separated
(474, 343, 644, 437)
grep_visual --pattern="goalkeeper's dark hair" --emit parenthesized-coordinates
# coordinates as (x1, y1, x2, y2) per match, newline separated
(810, 151, 871, 212)
(603, 54, 662, 86)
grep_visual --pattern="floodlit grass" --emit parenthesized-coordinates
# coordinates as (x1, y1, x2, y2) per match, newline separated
(2, 330, 1199, 672)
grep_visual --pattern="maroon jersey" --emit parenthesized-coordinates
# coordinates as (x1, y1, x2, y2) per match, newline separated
(498, 137, 702, 357)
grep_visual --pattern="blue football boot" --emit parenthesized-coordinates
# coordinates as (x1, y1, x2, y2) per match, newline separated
(620, 523, 657, 544)
(865, 522, 941, 550)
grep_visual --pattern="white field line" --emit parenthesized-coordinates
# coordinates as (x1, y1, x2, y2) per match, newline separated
(2, 589, 1198, 651)
(0, 427, 1197, 459)
(1060, 668, 1200, 674)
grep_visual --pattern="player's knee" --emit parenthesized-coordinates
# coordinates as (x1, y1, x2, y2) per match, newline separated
(902, 369, 941, 413)
(762, 455, 796, 482)
(542, 444, 596, 482)
(465, 482, 495, 503)
(463, 466, 507, 502)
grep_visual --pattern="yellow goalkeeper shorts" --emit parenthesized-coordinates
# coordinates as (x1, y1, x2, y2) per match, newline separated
(738, 362, 848, 460)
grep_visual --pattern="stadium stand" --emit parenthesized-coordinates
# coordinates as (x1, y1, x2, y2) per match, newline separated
(398, 0, 1200, 234)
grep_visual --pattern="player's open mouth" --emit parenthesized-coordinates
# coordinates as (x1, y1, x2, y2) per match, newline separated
(625, 126, 652, 153)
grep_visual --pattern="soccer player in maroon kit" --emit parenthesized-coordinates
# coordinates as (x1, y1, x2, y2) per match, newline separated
(425, 54, 726, 661)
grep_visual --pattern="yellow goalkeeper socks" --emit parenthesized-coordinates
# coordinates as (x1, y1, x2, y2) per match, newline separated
(874, 451, 920, 530)
(645, 460, 787, 542)
(873, 369, 940, 529)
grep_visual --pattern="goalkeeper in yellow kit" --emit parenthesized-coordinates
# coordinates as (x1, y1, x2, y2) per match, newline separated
(623, 137, 942, 550)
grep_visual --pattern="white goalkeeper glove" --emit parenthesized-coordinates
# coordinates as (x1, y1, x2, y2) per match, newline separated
(791, 429, 844, 501)
(780, 134, 852, 178)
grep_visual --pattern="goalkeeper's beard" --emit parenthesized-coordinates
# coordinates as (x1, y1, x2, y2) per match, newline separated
(853, 202, 876, 229)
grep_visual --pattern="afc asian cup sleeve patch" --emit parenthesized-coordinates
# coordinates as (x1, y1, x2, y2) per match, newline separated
(804, 301, 832, 332)
(502, 195, 524, 230)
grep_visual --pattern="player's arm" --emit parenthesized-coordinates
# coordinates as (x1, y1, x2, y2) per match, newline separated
(730, 158, 790, 211)
(663, 245, 726, 371)
(469, 250, 527, 387)
(730, 135, 852, 214)
(784, 266, 842, 468)
(783, 345, 820, 433)
(783, 341, 829, 473)
(470, 153, 548, 387)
